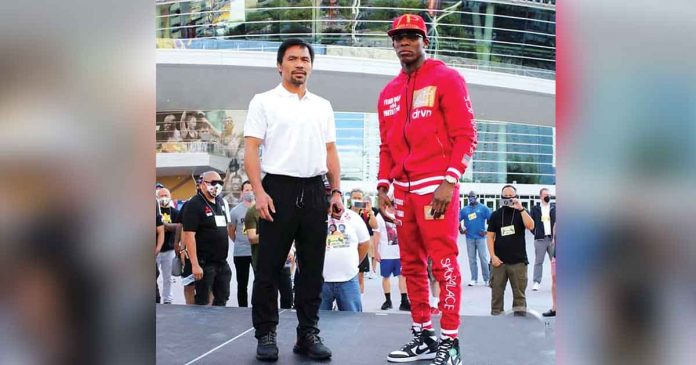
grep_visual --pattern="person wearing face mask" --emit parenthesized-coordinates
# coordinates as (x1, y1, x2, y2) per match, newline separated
(181, 171, 233, 306)
(529, 187, 556, 291)
(487, 185, 535, 316)
(348, 188, 377, 294)
(156, 188, 181, 304)
(459, 191, 492, 286)
(228, 181, 255, 307)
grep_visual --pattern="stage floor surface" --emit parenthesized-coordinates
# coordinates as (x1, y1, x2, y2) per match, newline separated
(157, 304, 555, 365)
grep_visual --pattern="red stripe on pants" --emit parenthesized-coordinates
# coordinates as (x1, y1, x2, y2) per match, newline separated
(394, 186, 461, 332)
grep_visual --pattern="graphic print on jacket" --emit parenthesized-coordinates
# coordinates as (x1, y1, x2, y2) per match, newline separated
(377, 59, 477, 193)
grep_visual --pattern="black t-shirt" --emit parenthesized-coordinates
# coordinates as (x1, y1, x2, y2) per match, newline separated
(181, 193, 229, 263)
(487, 207, 528, 265)
(159, 206, 180, 252)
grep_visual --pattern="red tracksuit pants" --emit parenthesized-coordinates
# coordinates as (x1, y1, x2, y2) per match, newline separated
(394, 186, 461, 335)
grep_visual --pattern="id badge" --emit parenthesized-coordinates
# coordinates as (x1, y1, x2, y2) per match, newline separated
(215, 215, 227, 227)
(501, 225, 515, 236)
(468, 212, 477, 220)
(424, 205, 444, 220)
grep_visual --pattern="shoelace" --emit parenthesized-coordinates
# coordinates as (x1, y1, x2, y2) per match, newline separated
(435, 340, 454, 364)
(400, 328, 423, 351)
(303, 332, 324, 345)
(433, 339, 454, 364)
(260, 332, 277, 346)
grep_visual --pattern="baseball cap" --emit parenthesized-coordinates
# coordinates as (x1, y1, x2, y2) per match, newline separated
(387, 14, 428, 38)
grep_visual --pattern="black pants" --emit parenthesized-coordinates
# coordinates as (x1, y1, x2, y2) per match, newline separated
(279, 267, 293, 309)
(251, 174, 328, 337)
(194, 261, 232, 306)
(233, 256, 253, 307)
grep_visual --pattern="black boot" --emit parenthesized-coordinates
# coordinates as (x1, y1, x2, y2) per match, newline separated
(293, 328, 332, 360)
(381, 299, 393, 310)
(256, 331, 278, 361)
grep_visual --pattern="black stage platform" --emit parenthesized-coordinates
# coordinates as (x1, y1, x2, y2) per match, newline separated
(157, 304, 555, 365)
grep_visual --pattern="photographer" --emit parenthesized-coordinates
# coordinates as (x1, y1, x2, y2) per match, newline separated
(487, 185, 534, 316)
(348, 189, 377, 294)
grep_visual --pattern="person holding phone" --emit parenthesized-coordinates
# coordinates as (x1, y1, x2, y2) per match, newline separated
(486, 185, 534, 316)
(348, 189, 377, 294)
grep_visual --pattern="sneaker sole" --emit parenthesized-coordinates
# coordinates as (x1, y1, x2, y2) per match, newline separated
(387, 352, 437, 362)
(255, 354, 279, 362)
(292, 346, 332, 360)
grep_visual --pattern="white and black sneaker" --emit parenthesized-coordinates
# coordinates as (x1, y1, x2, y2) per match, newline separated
(430, 337, 461, 365)
(387, 328, 438, 362)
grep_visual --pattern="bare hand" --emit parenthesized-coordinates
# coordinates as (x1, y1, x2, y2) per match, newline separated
(512, 198, 524, 211)
(329, 192, 345, 217)
(374, 250, 381, 263)
(377, 188, 393, 220)
(478, 231, 486, 237)
(491, 256, 503, 267)
(255, 190, 276, 222)
(192, 264, 204, 280)
(430, 182, 455, 219)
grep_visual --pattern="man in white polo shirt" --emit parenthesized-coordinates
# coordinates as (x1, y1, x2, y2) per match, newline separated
(244, 38, 344, 362)
(321, 208, 370, 312)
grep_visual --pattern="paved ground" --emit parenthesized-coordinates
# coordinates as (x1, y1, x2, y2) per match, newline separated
(157, 231, 553, 317)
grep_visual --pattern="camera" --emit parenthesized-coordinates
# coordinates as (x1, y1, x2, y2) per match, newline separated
(501, 198, 515, 207)
(352, 199, 366, 209)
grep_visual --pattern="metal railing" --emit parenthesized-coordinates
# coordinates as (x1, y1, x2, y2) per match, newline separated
(155, 1, 556, 79)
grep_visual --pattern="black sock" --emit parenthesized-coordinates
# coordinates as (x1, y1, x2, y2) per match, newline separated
(384, 293, 391, 302)
(401, 293, 408, 303)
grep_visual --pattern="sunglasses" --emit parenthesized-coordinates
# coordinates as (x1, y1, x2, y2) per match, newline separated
(391, 32, 423, 42)
(203, 180, 224, 186)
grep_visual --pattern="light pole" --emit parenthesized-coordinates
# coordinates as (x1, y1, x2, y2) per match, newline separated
(429, 1, 461, 59)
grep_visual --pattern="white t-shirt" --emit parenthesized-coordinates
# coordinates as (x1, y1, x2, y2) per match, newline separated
(244, 84, 336, 178)
(376, 214, 401, 259)
(323, 209, 370, 282)
(541, 203, 552, 236)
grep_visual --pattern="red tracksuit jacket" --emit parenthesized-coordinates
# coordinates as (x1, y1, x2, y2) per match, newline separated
(377, 59, 477, 193)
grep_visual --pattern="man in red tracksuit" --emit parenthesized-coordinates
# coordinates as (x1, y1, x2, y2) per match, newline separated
(377, 14, 477, 365)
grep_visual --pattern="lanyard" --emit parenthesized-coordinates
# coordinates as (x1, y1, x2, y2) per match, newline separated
(199, 192, 222, 216)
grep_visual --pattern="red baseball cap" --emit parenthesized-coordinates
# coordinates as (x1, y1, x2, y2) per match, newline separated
(387, 14, 428, 38)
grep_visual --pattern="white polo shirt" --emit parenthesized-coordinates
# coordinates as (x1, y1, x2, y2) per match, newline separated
(244, 84, 336, 178)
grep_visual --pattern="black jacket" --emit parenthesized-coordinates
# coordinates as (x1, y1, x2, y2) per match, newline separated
(530, 203, 556, 239)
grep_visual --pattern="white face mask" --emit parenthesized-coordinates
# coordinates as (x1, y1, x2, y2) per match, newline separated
(159, 197, 171, 207)
(206, 183, 223, 198)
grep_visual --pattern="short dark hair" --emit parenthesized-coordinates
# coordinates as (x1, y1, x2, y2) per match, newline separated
(241, 180, 252, 190)
(277, 38, 314, 65)
(501, 184, 517, 193)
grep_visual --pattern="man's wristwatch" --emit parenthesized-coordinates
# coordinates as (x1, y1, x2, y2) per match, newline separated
(330, 189, 342, 196)
(444, 175, 458, 185)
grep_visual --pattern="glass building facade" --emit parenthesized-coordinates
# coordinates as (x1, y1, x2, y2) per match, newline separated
(156, 109, 555, 185)
(334, 113, 555, 184)
(156, 0, 555, 77)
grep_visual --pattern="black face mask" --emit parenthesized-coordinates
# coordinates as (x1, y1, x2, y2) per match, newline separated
(543, 196, 550, 203)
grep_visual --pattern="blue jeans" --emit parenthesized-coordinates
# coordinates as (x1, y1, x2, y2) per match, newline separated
(466, 238, 490, 282)
(320, 275, 362, 312)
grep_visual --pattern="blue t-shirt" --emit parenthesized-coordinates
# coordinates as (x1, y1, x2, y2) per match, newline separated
(459, 203, 491, 239)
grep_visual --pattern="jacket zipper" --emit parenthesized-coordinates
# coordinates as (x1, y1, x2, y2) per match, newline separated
(402, 73, 413, 191)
